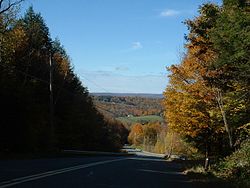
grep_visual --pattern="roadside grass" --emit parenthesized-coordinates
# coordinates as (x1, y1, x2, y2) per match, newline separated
(178, 139, 250, 188)
(213, 139, 250, 188)
(174, 160, 232, 187)
(184, 164, 219, 181)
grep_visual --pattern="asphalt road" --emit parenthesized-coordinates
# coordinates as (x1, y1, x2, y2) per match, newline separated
(0, 155, 220, 188)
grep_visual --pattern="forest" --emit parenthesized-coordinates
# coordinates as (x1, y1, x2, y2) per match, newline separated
(93, 95, 163, 117)
(0, 2, 128, 155)
(163, 0, 249, 185)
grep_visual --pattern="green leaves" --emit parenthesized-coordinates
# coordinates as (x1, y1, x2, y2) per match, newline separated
(164, 0, 250, 156)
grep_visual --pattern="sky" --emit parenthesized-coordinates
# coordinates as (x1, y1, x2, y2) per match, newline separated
(21, 0, 222, 94)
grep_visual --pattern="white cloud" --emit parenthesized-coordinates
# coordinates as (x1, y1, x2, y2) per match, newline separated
(132, 42, 143, 50)
(119, 42, 143, 53)
(160, 9, 180, 17)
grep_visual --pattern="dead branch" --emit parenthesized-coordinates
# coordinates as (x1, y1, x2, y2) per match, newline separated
(0, 0, 24, 15)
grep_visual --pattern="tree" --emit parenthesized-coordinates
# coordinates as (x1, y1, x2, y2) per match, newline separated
(0, 6, 128, 155)
(164, 3, 231, 160)
(0, 0, 24, 15)
(209, 0, 250, 148)
(164, 1, 250, 161)
(128, 123, 144, 146)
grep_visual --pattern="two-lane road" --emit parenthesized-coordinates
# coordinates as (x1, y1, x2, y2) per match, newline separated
(0, 155, 221, 188)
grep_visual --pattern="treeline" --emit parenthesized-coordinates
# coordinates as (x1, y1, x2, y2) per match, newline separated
(128, 122, 196, 155)
(164, 0, 249, 184)
(93, 95, 163, 118)
(128, 122, 165, 153)
(0, 3, 128, 155)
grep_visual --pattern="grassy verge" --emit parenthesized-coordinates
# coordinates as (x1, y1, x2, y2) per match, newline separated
(178, 140, 250, 188)
(173, 160, 232, 187)
(213, 139, 250, 188)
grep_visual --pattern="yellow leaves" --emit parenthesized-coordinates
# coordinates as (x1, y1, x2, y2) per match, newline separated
(12, 26, 26, 41)
(164, 90, 209, 138)
(163, 3, 230, 145)
(232, 103, 246, 113)
(163, 39, 220, 140)
(128, 123, 144, 145)
(0, 28, 27, 65)
(215, 127, 226, 134)
(53, 52, 70, 77)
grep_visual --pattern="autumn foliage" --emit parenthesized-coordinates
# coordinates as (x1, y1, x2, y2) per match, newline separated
(164, 1, 250, 157)
(0, 4, 128, 155)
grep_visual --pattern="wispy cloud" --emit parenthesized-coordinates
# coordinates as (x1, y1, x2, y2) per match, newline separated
(78, 70, 167, 94)
(160, 9, 180, 17)
(132, 42, 143, 50)
(115, 66, 129, 71)
(119, 41, 143, 53)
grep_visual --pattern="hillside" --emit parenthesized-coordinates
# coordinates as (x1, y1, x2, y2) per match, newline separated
(91, 93, 163, 99)
(92, 94, 164, 127)
(117, 115, 164, 125)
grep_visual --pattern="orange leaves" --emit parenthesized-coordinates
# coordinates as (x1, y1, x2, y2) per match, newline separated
(163, 5, 221, 140)
(128, 123, 144, 145)
(53, 52, 70, 77)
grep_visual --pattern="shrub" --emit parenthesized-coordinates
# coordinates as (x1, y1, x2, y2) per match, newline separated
(215, 139, 250, 187)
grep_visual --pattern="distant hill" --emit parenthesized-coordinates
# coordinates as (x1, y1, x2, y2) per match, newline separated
(91, 93, 163, 99)
(92, 94, 164, 127)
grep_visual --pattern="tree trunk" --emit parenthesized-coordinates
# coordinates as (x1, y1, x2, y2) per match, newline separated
(216, 90, 233, 148)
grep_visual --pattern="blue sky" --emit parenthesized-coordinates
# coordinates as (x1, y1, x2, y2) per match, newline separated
(21, 0, 222, 94)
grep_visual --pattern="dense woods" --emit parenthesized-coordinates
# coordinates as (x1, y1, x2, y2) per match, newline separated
(128, 122, 166, 153)
(93, 95, 164, 128)
(93, 95, 163, 118)
(0, 2, 128, 155)
(164, 0, 249, 184)
(128, 121, 197, 155)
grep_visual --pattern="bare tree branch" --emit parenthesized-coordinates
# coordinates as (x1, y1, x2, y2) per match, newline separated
(0, 0, 24, 15)
(0, 0, 4, 9)
(0, 0, 5, 9)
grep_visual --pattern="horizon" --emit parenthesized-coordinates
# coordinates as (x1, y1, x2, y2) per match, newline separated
(90, 92, 164, 95)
